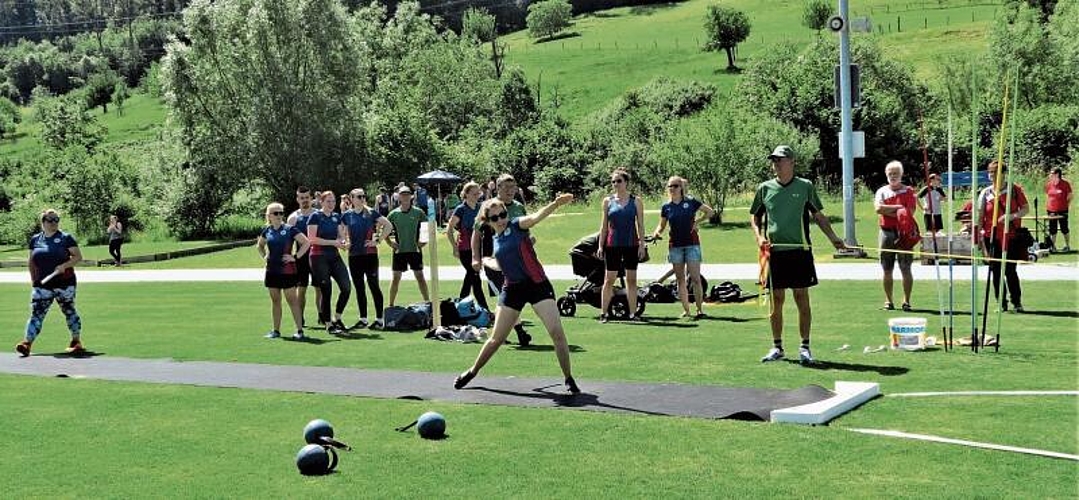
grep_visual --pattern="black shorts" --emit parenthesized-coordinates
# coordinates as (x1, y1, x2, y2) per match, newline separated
(1048, 211, 1069, 235)
(392, 252, 423, 272)
(295, 253, 311, 287)
(264, 272, 298, 289)
(485, 268, 505, 297)
(604, 245, 640, 272)
(922, 214, 944, 233)
(767, 249, 818, 289)
(499, 279, 556, 311)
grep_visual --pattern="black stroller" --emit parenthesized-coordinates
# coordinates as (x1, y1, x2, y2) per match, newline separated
(556, 233, 650, 319)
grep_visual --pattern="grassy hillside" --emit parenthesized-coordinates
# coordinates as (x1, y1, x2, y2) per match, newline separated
(502, 0, 1003, 118)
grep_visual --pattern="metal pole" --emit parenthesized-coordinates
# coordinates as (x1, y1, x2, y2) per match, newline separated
(839, 0, 858, 248)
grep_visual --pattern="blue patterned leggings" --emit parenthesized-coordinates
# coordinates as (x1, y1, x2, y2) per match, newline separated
(25, 286, 81, 343)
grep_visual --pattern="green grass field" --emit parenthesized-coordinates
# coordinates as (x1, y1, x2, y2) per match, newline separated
(502, 0, 1003, 118)
(0, 279, 1075, 497)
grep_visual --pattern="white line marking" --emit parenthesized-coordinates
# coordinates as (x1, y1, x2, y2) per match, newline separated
(846, 428, 1079, 461)
(890, 391, 1079, 397)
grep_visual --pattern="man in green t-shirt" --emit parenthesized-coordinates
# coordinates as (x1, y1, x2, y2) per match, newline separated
(749, 145, 846, 365)
(469, 173, 532, 346)
(385, 185, 430, 307)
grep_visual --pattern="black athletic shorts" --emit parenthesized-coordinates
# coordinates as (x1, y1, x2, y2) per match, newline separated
(499, 279, 556, 311)
(264, 271, 298, 290)
(603, 245, 640, 272)
(767, 249, 818, 289)
(295, 253, 311, 287)
(392, 252, 423, 272)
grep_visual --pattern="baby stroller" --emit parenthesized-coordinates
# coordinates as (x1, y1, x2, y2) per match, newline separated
(556, 232, 651, 319)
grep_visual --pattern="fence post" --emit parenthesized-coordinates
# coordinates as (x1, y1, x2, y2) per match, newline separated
(898, 15, 902, 32)
(924, 17, 927, 29)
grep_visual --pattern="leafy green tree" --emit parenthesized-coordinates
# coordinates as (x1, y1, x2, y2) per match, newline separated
(802, 0, 832, 35)
(84, 71, 119, 113)
(704, 5, 751, 71)
(37, 94, 106, 152)
(463, 7, 506, 77)
(0, 96, 20, 140)
(527, 0, 573, 41)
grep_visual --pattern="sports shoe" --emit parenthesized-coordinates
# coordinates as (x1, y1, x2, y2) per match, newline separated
(598, 314, 609, 324)
(65, 339, 85, 355)
(292, 331, 306, 340)
(799, 346, 815, 365)
(264, 330, 281, 339)
(454, 370, 476, 390)
(761, 347, 785, 362)
(1013, 304, 1025, 313)
(1064, 246, 1072, 252)
(350, 319, 368, 330)
(565, 376, 581, 394)
(15, 341, 31, 357)
(901, 303, 912, 312)
(370, 319, 384, 330)
(882, 302, 895, 311)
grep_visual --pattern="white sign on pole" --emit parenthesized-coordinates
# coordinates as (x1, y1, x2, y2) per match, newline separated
(838, 131, 865, 159)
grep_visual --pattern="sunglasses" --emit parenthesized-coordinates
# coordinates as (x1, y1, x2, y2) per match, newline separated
(270, 211, 284, 216)
(487, 211, 508, 222)
(42, 216, 60, 223)
(611, 179, 625, 184)
(667, 184, 680, 189)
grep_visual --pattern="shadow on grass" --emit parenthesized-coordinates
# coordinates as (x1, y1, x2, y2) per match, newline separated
(697, 315, 759, 323)
(332, 331, 384, 340)
(283, 336, 340, 345)
(628, 1, 686, 16)
(513, 344, 587, 353)
(787, 359, 910, 376)
(471, 385, 669, 417)
(47, 350, 106, 359)
(586, 11, 620, 18)
(1016, 309, 1079, 319)
(535, 31, 581, 44)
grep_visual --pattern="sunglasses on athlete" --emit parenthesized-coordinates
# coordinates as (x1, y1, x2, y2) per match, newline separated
(487, 211, 508, 222)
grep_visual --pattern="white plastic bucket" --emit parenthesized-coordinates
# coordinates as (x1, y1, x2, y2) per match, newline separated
(888, 317, 928, 351)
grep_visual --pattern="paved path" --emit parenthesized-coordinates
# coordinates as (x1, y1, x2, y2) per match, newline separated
(0, 354, 832, 421)
(0, 263, 1075, 283)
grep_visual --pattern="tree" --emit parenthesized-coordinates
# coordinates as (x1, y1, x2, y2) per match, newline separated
(463, 7, 506, 77)
(802, 0, 832, 35)
(37, 94, 106, 152)
(527, 0, 572, 41)
(84, 71, 119, 113)
(703, 5, 751, 71)
(0, 97, 20, 140)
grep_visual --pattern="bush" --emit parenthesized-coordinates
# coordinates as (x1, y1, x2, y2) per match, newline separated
(1013, 104, 1079, 171)
(0, 96, 20, 139)
(527, 0, 573, 40)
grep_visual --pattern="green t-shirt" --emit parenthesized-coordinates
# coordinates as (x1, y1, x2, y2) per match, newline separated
(749, 177, 824, 252)
(388, 206, 426, 253)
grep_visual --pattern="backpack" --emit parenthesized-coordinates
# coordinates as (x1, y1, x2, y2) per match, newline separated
(455, 297, 492, 328)
(709, 281, 744, 303)
(643, 282, 678, 303)
(383, 302, 432, 331)
(439, 299, 463, 326)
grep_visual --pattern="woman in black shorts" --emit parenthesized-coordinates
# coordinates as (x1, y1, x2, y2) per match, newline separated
(257, 202, 311, 339)
(453, 193, 580, 394)
(597, 168, 646, 322)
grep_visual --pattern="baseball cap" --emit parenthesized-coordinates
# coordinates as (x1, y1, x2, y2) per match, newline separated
(768, 145, 795, 160)
(397, 185, 413, 194)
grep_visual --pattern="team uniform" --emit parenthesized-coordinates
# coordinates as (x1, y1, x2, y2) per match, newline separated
(25, 231, 82, 345)
(308, 210, 352, 323)
(875, 184, 918, 272)
(342, 208, 384, 321)
(749, 177, 824, 289)
(977, 183, 1028, 309)
(661, 197, 704, 264)
(477, 200, 527, 295)
(917, 185, 947, 233)
(290, 208, 316, 287)
(451, 202, 488, 309)
(603, 195, 641, 271)
(387, 206, 426, 271)
(261, 224, 303, 289)
(1046, 178, 1071, 242)
(494, 218, 556, 311)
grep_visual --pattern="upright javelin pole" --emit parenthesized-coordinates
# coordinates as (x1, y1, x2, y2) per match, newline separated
(970, 64, 980, 352)
(995, 67, 1021, 352)
(946, 98, 955, 351)
(982, 77, 1010, 348)
(917, 110, 947, 352)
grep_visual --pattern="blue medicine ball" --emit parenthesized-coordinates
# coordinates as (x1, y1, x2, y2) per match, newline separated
(417, 411, 446, 439)
(303, 419, 334, 445)
(296, 444, 334, 475)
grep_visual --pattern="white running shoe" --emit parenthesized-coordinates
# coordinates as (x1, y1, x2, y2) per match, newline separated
(761, 347, 785, 362)
(799, 346, 815, 364)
